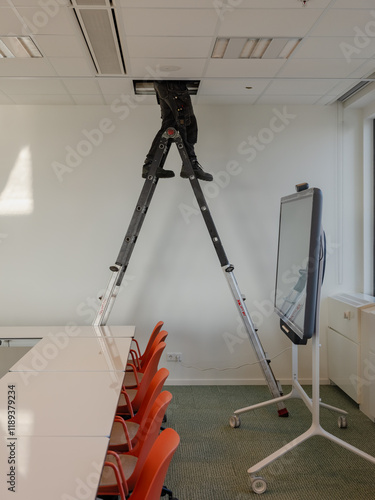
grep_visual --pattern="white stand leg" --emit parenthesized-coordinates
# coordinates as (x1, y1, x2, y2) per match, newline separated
(247, 303, 375, 494)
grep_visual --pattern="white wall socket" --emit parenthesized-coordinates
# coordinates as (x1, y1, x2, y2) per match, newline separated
(166, 352, 182, 362)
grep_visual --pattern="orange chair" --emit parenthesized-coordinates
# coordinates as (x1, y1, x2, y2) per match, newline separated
(125, 330, 168, 388)
(117, 341, 166, 415)
(130, 321, 164, 368)
(97, 428, 180, 500)
(110, 367, 169, 452)
(128, 428, 179, 500)
(98, 391, 172, 498)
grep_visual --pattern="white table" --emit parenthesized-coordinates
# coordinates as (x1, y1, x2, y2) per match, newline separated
(0, 435, 109, 499)
(0, 325, 135, 347)
(10, 337, 132, 372)
(0, 371, 124, 437)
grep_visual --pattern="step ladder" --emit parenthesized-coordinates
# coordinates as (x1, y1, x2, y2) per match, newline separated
(93, 127, 288, 417)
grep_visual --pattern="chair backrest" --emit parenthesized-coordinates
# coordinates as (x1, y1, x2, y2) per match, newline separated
(140, 330, 168, 371)
(132, 367, 169, 426)
(129, 428, 180, 500)
(140, 321, 164, 361)
(130, 341, 166, 412)
(127, 391, 172, 491)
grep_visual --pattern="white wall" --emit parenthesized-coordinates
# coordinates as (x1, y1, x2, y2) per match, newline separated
(0, 102, 364, 384)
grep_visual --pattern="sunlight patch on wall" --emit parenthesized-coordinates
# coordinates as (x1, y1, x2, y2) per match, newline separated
(0, 146, 34, 215)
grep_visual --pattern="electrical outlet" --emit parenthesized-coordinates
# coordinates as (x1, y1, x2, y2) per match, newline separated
(166, 352, 182, 362)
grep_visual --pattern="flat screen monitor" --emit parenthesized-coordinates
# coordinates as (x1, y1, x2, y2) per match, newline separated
(274, 186, 323, 345)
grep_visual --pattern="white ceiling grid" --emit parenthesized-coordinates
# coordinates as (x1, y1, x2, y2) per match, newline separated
(0, 0, 373, 105)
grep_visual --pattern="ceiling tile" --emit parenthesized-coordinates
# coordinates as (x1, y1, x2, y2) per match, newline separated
(198, 78, 271, 95)
(234, 0, 331, 7)
(205, 59, 285, 78)
(121, 8, 219, 37)
(278, 58, 369, 79)
(264, 78, 340, 96)
(294, 36, 375, 60)
(327, 79, 362, 98)
(72, 94, 105, 105)
(34, 35, 87, 58)
(196, 95, 259, 104)
(48, 57, 94, 77)
(16, 6, 78, 35)
(125, 36, 213, 59)
(257, 94, 320, 104)
(310, 9, 375, 36)
(0, 7, 28, 32)
(128, 58, 207, 78)
(0, 93, 15, 104)
(348, 59, 375, 79)
(10, 93, 73, 104)
(0, 78, 66, 94)
(62, 78, 101, 95)
(96, 78, 133, 95)
(333, 0, 375, 8)
(10, 0, 61, 5)
(102, 93, 155, 105)
(218, 8, 324, 37)
(118, 0, 215, 7)
(0, 58, 57, 76)
(315, 95, 338, 105)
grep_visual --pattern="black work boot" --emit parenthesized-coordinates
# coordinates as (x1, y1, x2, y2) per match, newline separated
(180, 160, 213, 182)
(142, 160, 174, 179)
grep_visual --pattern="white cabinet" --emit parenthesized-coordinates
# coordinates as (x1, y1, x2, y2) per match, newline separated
(359, 307, 375, 422)
(327, 293, 375, 407)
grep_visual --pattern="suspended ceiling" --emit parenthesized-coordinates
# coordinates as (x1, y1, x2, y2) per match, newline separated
(0, 0, 374, 106)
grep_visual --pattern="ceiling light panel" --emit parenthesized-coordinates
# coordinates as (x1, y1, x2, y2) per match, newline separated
(212, 37, 301, 59)
(0, 37, 42, 58)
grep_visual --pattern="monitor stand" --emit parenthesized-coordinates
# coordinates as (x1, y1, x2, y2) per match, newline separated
(233, 233, 375, 495)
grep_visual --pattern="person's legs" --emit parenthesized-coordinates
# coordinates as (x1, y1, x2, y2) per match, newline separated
(142, 96, 175, 178)
(143, 81, 213, 181)
(157, 82, 213, 182)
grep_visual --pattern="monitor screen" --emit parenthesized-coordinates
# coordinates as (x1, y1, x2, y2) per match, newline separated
(274, 187, 323, 345)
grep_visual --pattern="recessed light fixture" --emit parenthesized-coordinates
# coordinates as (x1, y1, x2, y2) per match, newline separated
(211, 37, 301, 59)
(0, 37, 42, 58)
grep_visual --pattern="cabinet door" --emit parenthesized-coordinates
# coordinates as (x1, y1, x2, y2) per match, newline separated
(327, 327, 360, 403)
(360, 350, 375, 422)
(328, 298, 360, 343)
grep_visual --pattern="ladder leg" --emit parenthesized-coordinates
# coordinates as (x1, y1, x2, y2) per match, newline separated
(169, 127, 288, 415)
(93, 133, 171, 326)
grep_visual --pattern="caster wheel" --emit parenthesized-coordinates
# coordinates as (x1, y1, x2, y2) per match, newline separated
(338, 415, 347, 428)
(251, 476, 267, 494)
(229, 415, 241, 428)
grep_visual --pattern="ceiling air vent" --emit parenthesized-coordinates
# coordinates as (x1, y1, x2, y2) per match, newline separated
(71, 0, 126, 75)
(337, 73, 375, 104)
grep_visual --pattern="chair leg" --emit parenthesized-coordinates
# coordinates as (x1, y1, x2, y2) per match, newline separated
(161, 485, 178, 499)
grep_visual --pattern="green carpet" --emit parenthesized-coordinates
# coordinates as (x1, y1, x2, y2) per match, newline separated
(163, 385, 375, 499)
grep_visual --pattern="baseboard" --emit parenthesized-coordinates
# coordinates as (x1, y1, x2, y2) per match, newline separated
(165, 377, 331, 386)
